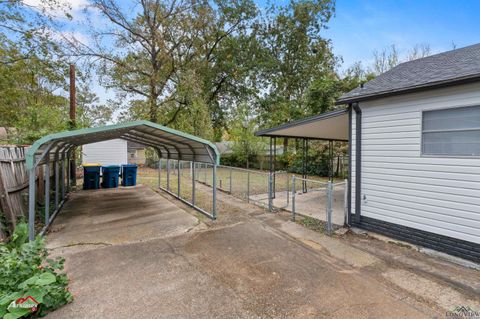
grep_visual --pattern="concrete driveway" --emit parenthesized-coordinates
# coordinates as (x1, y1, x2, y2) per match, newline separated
(45, 185, 457, 318)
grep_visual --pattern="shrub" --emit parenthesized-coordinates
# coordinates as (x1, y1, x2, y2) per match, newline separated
(0, 223, 72, 318)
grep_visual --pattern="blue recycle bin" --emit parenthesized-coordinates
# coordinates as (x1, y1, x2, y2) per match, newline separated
(83, 164, 101, 190)
(101, 165, 120, 188)
(121, 164, 138, 187)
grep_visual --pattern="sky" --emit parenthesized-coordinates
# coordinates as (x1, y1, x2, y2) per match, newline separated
(324, 0, 480, 71)
(23, 0, 480, 104)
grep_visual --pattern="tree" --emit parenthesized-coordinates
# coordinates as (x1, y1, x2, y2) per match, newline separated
(407, 43, 431, 61)
(371, 43, 432, 75)
(71, 0, 256, 140)
(254, 0, 338, 150)
(372, 44, 399, 75)
(230, 103, 264, 169)
(0, 0, 112, 143)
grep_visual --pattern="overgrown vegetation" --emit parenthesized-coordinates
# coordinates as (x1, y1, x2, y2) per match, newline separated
(0, 223, 72, 318)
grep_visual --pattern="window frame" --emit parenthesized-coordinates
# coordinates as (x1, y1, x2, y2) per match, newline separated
(421, 104, 480, 158)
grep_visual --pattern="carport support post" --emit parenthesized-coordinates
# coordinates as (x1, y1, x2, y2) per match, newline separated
(61, 157, 65, 200)
(166, 159, 170, 191)
(192, 161, 196, 205)
(45, 156, 50, 224)
(177, 159, 180, 197)
(160, 158, 163, 187)
(54, 158, 59, 210)
(28, 168, 36, 241)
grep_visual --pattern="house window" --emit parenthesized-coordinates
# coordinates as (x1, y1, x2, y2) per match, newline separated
(422, 105, 480, 156)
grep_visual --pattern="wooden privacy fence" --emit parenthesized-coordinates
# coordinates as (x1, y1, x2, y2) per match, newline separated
(0, 146, 44, 240)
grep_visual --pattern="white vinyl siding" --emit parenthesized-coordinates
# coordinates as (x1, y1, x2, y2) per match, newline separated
(351, 82, 480, 245)
(82, 139, 128, 166)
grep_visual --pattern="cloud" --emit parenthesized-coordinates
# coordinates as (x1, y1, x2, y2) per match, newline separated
(23, 0, 89, 18)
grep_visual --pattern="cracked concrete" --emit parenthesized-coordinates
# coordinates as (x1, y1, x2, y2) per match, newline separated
(44, 185, 478, 318)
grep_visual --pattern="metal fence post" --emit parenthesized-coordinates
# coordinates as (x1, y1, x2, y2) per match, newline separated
(326, 181, 333, 235)
(177, 160, 181, 197)
(166, 159, 170, 191)
(344, 179, 348, 226)
(229, 166, 232, 194)
(192, 161, 196, 206)
(286, 173, 290, 206)
(212, 164, 217, 219)
(291, 176, 296, 221)
(204, 163, 207, 184)
(28, 168, 36, 241)
(45, 157, 50, 224)
(247, 170, 250, 203)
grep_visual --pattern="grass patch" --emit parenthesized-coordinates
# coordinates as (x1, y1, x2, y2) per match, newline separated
(296, 215, 328, 233)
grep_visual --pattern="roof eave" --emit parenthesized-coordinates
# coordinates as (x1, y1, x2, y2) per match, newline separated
(255, 108, 348, 137)
(335, 74, 480, 105)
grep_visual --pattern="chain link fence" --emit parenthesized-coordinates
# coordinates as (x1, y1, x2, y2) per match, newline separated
(158, 159, 216, 219)
(291, 177, 347, 233)
(153, 159, 347, 233)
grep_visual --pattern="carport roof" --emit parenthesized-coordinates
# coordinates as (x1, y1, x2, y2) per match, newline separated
(255, 109, 349, 141)
(26, 120, 220, 169)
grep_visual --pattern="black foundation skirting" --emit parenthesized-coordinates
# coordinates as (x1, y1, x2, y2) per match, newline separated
(351, 215, 480, 264)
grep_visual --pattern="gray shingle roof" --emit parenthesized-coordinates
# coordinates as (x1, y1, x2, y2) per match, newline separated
(337, 43, 480, 104)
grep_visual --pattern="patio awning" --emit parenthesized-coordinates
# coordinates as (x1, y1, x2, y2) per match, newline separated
(26, 120, 220, 169)
(255, 109, 349, 141)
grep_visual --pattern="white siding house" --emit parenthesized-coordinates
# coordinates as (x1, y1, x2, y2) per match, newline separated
(82, 139, 128, 166)
(257, 44, 480, 262)
(350, 82, 480, 246)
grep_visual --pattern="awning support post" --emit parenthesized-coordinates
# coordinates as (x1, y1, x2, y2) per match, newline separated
(329, 140, 334, 182)
(273, 137, 276, 199)
(302, 138, 307, 193)
(28, 168, 36, 241)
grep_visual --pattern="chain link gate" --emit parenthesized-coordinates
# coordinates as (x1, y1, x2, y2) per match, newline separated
(291, 176, 348, 234)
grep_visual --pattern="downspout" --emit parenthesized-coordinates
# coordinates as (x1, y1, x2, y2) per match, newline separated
(352, 102, 362, 224)
(347, 105, 352, 225)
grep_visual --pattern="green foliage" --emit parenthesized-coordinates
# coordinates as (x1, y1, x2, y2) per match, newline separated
(0, 223, 72, 318)
(255, 0, 339, 127)
(229, 104, 265, 168)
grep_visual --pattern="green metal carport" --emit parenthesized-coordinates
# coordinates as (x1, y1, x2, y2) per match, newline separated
(25, 120, 220, 240)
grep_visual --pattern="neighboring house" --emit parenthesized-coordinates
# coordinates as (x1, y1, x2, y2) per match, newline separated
(127, 141, 146, 165)
(0, 127, 7, 142)
(82, 139, 128, 165)
(338, 43, 480, 262)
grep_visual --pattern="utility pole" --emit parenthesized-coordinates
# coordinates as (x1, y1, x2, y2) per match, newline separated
(69, 64, 77, 186)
